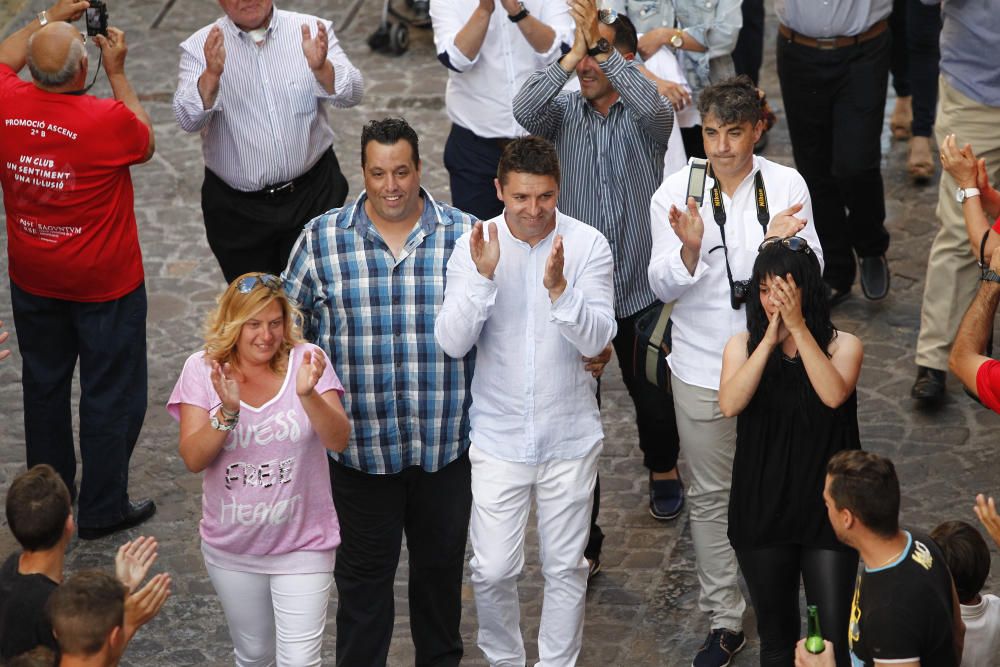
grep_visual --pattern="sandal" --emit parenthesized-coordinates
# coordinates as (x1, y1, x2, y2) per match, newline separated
(890, 96, 912, 141)
(908, 136, 934, 183)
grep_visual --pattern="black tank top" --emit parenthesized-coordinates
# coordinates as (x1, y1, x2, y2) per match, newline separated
(728, 350, 860, 550)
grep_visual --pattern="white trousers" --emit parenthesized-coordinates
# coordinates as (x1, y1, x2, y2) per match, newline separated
(469, 443, 600, 667)
(204, 561, 333, 667)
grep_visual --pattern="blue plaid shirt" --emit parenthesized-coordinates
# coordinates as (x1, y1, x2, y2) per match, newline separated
(282, 189, 475, 474)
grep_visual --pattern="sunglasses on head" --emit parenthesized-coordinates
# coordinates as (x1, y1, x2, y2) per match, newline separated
(598, 8, 619, 24)
(758, 236, 812, 255)
(236, 274, 281, 294)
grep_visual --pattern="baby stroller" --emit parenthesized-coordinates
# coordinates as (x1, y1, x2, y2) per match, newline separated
(368, 0, 431, 56)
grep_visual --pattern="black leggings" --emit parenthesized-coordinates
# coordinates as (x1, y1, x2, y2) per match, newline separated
(736, 545, 858, 667)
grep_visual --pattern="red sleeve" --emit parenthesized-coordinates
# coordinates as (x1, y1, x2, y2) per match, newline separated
(0, 64, 24, 99)
(976, 359, 1000, 413)
(993, 215, 1000, 232)
(98, 98, 150, 166)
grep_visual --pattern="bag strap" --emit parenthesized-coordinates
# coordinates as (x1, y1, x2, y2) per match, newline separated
(645, 302, 675, 386)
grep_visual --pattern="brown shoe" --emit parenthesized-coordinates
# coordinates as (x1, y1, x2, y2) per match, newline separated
(908, 136, 935, 183)
(890, 96, 912, 141)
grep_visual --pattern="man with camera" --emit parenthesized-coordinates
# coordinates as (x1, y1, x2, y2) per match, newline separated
(173, 0, 363, 283)
(0, 0, 157, 539)
(647, 77, 821, 667)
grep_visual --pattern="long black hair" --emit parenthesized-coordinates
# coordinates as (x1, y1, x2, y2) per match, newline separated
(746, 239, 835, 359)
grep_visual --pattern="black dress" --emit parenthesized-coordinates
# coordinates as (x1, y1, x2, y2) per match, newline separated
(728, 350, 860, 551)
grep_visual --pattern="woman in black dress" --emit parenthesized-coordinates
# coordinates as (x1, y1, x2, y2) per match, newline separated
(718, 237, 863, 666)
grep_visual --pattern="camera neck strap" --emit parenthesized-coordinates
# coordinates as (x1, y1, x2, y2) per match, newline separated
(708, 167, 770, 307)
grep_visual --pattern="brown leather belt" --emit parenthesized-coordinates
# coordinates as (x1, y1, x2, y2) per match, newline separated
(778, 19, 888, 50)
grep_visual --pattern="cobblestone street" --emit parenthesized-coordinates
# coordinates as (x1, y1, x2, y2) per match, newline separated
(1, 1, 998, 665)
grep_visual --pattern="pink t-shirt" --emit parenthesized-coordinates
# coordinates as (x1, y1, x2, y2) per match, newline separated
(167, 344, 343, 574)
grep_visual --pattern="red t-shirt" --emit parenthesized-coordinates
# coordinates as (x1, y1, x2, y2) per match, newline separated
(976, 359, 1000, 414)
(0, 65, 149, 301)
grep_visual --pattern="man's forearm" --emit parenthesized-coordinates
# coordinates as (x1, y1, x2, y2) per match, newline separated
(952, 282, 1000, 364)
(515, 15, 556, 53)
(453, 5, 491, 62)
(312, 59, 335, 94)
(108, 72, 151, 129)
(0, 14, 45, 71)
(197, 70, 221, 109)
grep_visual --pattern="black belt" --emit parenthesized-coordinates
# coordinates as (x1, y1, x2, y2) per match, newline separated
(218, 148, 332, 200)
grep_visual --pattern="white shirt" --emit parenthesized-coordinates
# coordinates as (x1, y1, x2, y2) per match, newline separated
(172, 8, 364, 191)
(961, 594, 1000, 667)
(430, 0, 572, 139)
(435, 211, 616, 465)
(648, 155, 823, 390)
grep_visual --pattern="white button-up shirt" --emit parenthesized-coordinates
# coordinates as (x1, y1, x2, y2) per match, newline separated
(648, 155, 823, 390)
(431, 0, 572, 139)
(435, 211, 616, 465)
(173, 8, 364, 191)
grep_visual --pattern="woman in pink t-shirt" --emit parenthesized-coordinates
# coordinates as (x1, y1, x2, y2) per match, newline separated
(167, 273, 349, 667)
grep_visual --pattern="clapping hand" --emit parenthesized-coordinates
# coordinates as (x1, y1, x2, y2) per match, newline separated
(210, 360, 240, 414)
(296, 349, 326, 397)
(974, 494, 1000, 549)
(940, 134, 978, 188)
(766, 203, 807, 239)
(115, 536, 158, 593)
(301, 21, 329, 72)
(203, 25, 225, 77)
(668, 197, 705, 251)
(567, 0, 599, 46)
(544, 235, 568, 301)
(470, 221, 501, 279)
(124, 573, 171, 639)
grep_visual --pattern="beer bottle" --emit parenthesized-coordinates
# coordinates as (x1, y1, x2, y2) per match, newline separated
(806, 604, 825, 654)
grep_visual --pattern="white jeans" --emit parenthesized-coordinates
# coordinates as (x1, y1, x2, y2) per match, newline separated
(204, 562, 333, 667)
(469, 443, 600, 667)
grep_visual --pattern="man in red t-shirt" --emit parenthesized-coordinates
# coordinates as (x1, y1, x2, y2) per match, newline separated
(950, 244, 1000, 414)
(0, 0, 157, 539)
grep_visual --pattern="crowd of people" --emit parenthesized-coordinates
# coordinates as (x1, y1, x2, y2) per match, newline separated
(0, 0, 999, 665)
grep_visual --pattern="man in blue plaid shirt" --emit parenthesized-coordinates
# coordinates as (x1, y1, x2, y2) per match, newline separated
(282, 118, 475, 666)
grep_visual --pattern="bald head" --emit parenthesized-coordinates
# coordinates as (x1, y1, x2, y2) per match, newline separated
(27, 22, 86, 89)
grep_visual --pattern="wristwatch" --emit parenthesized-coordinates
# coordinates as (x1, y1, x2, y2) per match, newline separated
(956, 187, 981, 203)
(37, 10, 48, 27)
(587, 38, 611, 57)
(210, 411, 239, 432)
(983, 270, 1000, 284)
(669, 29, 684, 49)
(508, 2, 529, 23)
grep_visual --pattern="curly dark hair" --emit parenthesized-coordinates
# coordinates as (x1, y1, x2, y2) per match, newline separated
(745, 239, 835, 361)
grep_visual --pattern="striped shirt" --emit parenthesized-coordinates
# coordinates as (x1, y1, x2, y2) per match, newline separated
(513, 50, 673, 317)
(173, 8, 364, 192)
(282, 190, 476, 475)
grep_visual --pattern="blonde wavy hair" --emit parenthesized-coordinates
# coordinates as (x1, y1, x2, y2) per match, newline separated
(203, 273, 305, 376)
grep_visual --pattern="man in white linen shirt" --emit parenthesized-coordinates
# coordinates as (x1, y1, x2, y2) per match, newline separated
(648, 76, 823, 667)
(430, 0, 571, 220)
(173, 0, 363, 282)
(435, 136, 615, 666)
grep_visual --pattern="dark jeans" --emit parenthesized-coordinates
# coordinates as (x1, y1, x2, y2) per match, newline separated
(331, 453, 472, 667)
(736, 546, 858, 667)
(889, 0, 943, 137)
(201, 147, 348, 283)
(443, 123, 506, 221)
(586, 311, 681, 559)
(733, 0, 765, 86)
(11, 281, 147, 528)
(777, 31, 892, 291)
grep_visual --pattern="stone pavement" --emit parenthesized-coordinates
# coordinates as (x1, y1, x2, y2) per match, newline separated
(1, 1, 999, 665)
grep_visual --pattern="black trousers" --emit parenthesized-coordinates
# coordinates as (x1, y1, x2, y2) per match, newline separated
(443, 123, 506, 221)
(201, 148, 348, 283)
(732, 0, 765, 86)
(586, 311, 681, 559)
(889, 0, 943, 137)
(11, 282, 147, 528)
(777, 31, 892, 291)
(331, 453, 471, 667)
(736, 545, 858, 667)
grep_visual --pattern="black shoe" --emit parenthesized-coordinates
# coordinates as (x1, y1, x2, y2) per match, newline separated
(649, 474, 684, 521)
(859, 255, 890, 300)
(824, 282, 851, 308)
(692, 628, 746, 667)
(911, 366, 946, 402)
(78, 499, 156, 541)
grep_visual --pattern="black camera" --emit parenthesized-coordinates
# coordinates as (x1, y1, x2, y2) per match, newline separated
(730, 279, 750, 310)
(85, 0, 108, 37)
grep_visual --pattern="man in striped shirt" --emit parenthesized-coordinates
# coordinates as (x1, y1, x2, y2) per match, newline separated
(282, 118, 475, 666)
(173, 0, 364, 283)
(512, 0, 680, 567)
